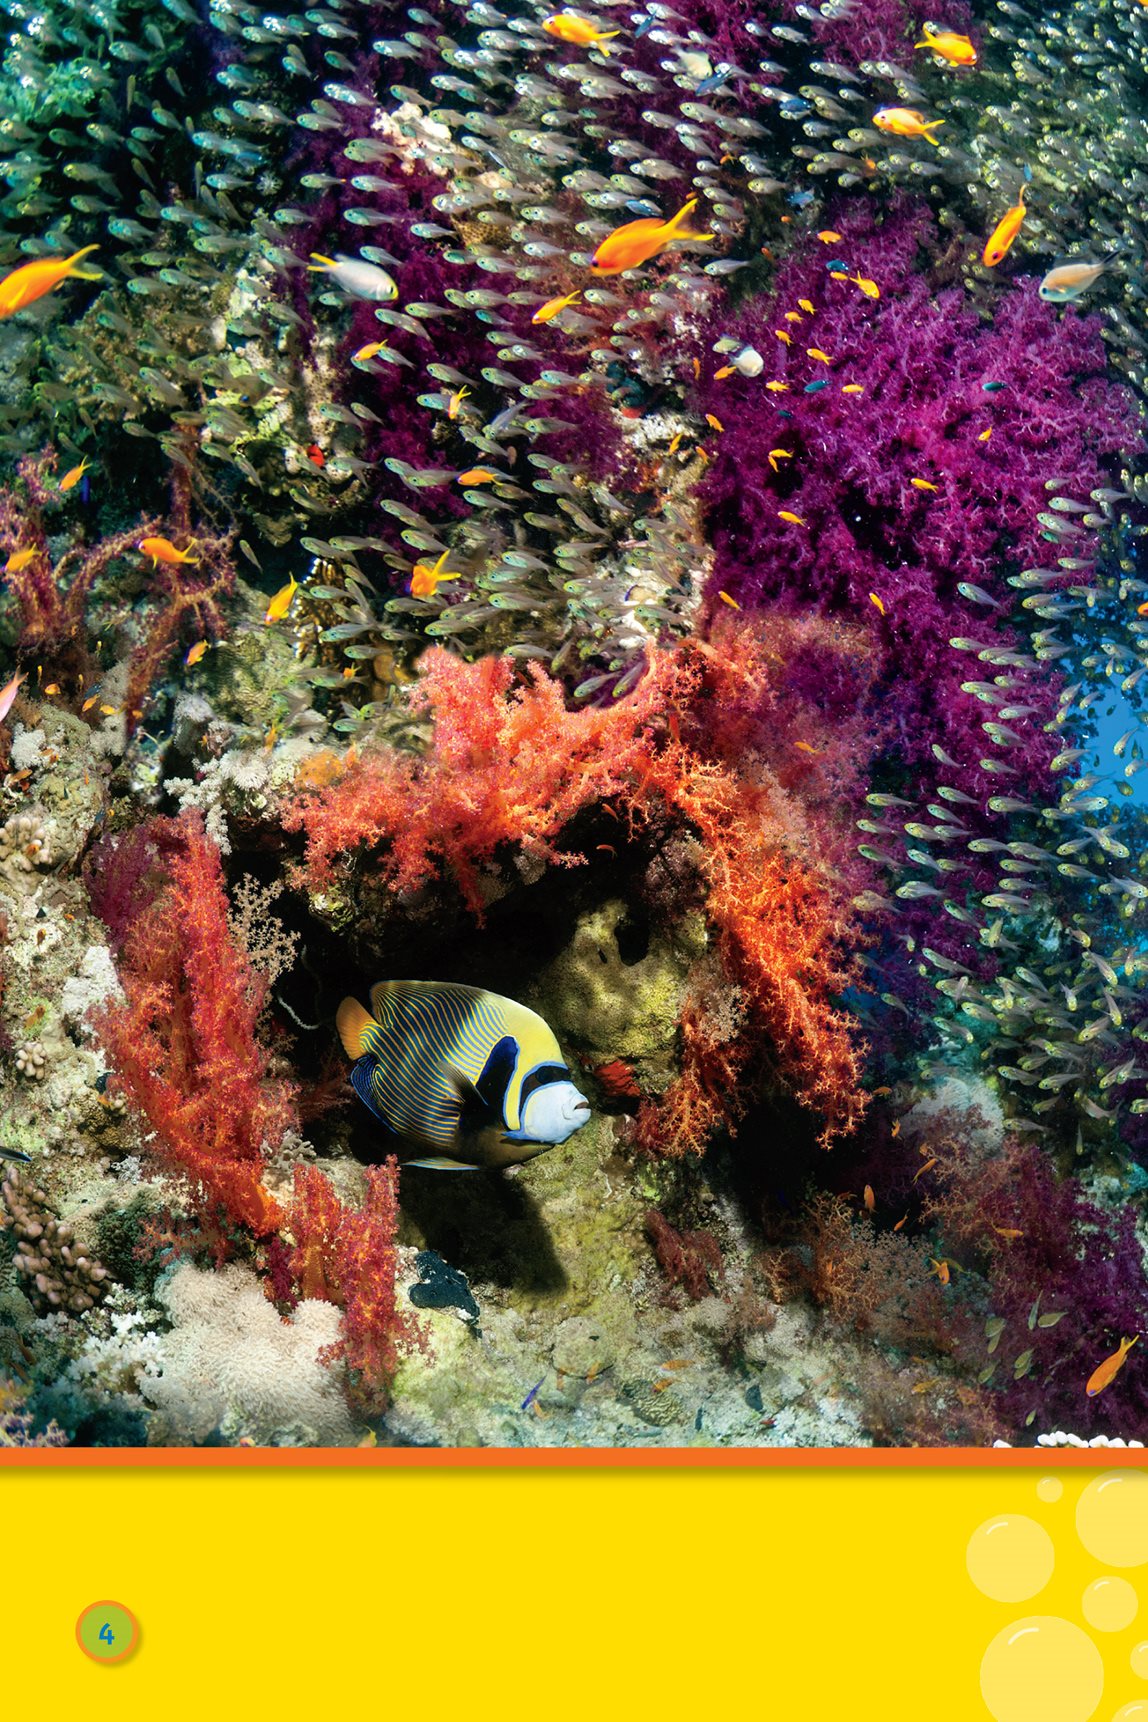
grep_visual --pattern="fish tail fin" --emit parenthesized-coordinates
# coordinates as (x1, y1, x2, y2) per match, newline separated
(923, 121, 945, 146)
(308, 253, 336, 272)
(65, 244, 100, 268)
(336, 995, 376, 1059)
(597, 30, 620, 49)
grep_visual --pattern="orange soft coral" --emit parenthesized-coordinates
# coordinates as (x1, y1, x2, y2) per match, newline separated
(287, 617, 874, 1150)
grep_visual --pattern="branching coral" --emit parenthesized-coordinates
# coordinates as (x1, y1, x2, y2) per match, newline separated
(92, 810, 295, 1236)
(0, 450, 158, 667)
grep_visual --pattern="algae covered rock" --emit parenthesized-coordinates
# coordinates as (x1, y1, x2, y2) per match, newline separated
(527, 898, 697, 1064)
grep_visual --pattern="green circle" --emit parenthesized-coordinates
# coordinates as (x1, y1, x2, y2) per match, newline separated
(76, 1601, 139, 1664)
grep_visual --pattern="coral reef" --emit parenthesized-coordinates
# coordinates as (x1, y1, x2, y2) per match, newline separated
(0, 0, 1146, 1454)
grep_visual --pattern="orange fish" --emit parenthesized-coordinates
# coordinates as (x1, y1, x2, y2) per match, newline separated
(717, 590, 741, 609)
(447, 386, 471, 420)
(873, 107, 945, 147)
(914, 23, 977, 65)
(817, 230, 843, 243)
(351, 340, 388, 363)
(850, 273, 880, 299)
(542, 11, 620, 51)
(59, 457, 91, 492)
(4, 547, 37, 572)
(1086, 1336, 1138, 1398)
(705, 413, 724, 433)
(458, 468, 498, 486)
(863, 1184, 876, 1212)
(264, 574, 299, 624)
(983, 186, 1027, 268)
(306, 443, 325, 467)
(913, 1156, 938, 1181)
(590, 198, 712, 276)
(929, 1258, 951, 1285)
(991, 1225, 1023, 1241)
(768, 449, 793, 472)
(185, 640, 209, 668)
(138, 535, 199, 568)
(532, 289, 581, 324)
(0, 244, 101, 318)
(778, 510, 806, 526)
(410, 549, 460, 599)
(893, 1214, 908, 1232)
(869, 592, 886, 616)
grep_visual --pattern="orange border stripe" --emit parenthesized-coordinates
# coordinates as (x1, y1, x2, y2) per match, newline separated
(2, 1446, 1144, 1469)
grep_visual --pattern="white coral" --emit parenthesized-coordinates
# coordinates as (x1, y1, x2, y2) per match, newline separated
(0, 809, 54, 876)
(143, 1262, 356, 1446)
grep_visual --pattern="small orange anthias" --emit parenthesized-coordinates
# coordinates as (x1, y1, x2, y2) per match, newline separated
(0, 244, 101, 318)
(914, 23, 977, 65)
(983, 184, 1027, 268)
(138, 536, 200, 568)
(1086, 1335, 1139, 1398)
(542, 11, 620, 52)
(590, 198, 712, 276)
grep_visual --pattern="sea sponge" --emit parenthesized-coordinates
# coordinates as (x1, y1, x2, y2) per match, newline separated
(143, 1262, 357, 1446)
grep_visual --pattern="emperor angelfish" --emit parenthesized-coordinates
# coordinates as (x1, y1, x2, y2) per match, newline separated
(336, 981, 591, 1171)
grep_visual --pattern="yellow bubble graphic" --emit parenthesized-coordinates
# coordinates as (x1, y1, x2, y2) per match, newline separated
(1113, 1704, 1148, 1720)
(968, 1515, 1057, 1602)
(1039, 1479, 1065, 1505)
(1083, 1578, 1139, 1634)
(981, 1617, 1104, 1722)
(1131, 1642, 1148, 1679)
(1078, 1474, 1148, 1570)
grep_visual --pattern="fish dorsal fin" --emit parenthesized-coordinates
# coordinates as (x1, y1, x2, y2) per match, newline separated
(336, 996, 375, 1059)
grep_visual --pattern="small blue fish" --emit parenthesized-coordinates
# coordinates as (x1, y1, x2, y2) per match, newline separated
(521, 1378, 544, 1410)
(0, 1146, 31, 1164)
(804, 378, 830, 393)
(695, 65, 733, 94)
(826, 259, 851, 274)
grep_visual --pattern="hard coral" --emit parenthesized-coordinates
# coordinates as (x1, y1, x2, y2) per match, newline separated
(92, 810, 294, 1237)
(1, 1169, 111, 1315)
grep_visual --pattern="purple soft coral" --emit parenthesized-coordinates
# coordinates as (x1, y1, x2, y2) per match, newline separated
(684, 201, 1139, 957)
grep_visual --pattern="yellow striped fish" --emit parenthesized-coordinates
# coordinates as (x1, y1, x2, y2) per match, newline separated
(336, 981, 591, 1170)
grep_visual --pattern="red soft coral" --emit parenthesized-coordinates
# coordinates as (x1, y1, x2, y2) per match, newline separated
(289, 1159, 428, 1408)
(94, 811, 294, 1235)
